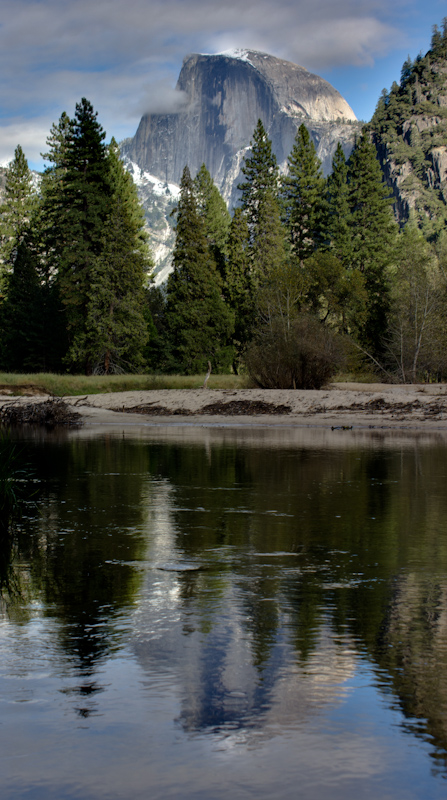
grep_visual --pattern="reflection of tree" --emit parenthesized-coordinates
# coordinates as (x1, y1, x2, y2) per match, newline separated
(5, 434, 149, 715)
(149, 436, 447, 771)
(4, 431, 447, 766)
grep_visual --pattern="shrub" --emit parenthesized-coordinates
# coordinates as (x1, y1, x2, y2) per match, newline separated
(244, 313, 344, 389)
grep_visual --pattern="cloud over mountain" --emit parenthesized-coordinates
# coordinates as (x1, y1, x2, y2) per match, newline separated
(0, 0, 420, 166)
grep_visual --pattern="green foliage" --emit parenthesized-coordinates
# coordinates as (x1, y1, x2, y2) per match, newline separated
(0, 242, 50, 372)
(165, 166, 234, 373)
(281, 124, 326, 263)
(56, 99, 111, 372)
(250, 187, 288, 281)
(75, 139, 151, 374)
(193, 164, 231, 275)
(386, 225, 447, 381)
(347, 132, 398, 353)
(244, 312, 344, 389)
(238, 119, 279, 240)
(326, 143, 353, 264)
(369, 20, 447, 239)
(0, 146, 37, 285)
(304, 251, 368, 337)
(224, 207, 256, 371)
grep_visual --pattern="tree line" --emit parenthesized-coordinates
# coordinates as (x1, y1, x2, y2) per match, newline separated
(149, 119, 447, 385)
(1, 97, 447, 383)
(0, 99, 151, 375)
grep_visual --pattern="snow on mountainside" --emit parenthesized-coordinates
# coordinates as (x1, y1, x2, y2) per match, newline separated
(122, 49, 361, 282)
(121, 155, 179, 284)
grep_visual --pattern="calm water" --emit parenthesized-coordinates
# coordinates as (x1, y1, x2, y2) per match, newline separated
(1, 424, 447, 799)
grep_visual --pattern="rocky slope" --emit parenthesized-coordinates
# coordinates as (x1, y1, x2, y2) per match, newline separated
(122, 50, 361, 279)
(370, 31, 447, 239)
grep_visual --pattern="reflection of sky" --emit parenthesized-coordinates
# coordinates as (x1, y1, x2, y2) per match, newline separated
(0, 621, 444, 800)
(2, 430, 447, 798)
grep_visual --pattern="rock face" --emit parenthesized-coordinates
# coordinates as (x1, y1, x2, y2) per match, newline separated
(123, 50, 359, 207)
(370, 43, 447, 238)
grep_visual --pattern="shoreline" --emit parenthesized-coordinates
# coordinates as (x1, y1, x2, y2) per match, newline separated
(3, 383, 447, 432)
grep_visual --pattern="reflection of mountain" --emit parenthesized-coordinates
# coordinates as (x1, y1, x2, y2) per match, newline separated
(3, 430, 447, 773)
(132, 569, 355, 736)
(130, 432, 447, 769)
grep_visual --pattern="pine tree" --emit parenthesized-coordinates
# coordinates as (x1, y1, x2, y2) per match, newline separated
(0, 241, 44, 371)
(0, 146, 37, 281)
(56, 99, 112, 372)
(251, 187, 288, 283)
(347, 131, 398, 353)
(224, 207, 255, 370)
(39, 111, 73, 281)
(326, 143, 353, 264)
(74, 140, 151, 374)
(238, 119, 279, 240)
(193, 164, 230, 275)
(281, 124, 326, 263)
(165, 166, 234, 373)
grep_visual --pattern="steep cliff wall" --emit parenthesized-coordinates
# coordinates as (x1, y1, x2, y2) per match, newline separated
(123, 50, 359, 207)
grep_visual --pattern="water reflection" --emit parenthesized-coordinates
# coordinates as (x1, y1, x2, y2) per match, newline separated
(1, 425, 447, 797)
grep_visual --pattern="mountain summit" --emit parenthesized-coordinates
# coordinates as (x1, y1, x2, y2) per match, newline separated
(123, 50, 359, 205)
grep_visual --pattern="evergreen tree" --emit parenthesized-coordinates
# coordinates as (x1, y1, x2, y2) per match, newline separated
(251, 187, 288, 282)
(0, 146, 37, 282)
(0, 241, 44, 371)
(326, 143, 353, 264)
(193, 164, 230, 275)
(224, 207, 256, 370)
(281, 124, 326, 263)
(39, 111, 73, 282)
(165, 166, 234, 373)
(347, 131, 398, 353)
(56, 98, 112, 372)
(238, 119, 279, 240)
(73, 140, 151, 374)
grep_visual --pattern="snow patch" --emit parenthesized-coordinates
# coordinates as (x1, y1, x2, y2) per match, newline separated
(212, 48, 256, 67)
(124, 160, 180, 198)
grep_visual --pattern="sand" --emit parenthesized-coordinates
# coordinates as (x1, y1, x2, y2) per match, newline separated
(3, 383, 447, 431)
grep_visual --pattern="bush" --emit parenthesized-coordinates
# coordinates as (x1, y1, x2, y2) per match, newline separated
(244, 313, 344, 389)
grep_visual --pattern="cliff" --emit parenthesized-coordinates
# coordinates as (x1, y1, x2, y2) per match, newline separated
(123, 50, 359, 207)
(370, 30, 447, 239)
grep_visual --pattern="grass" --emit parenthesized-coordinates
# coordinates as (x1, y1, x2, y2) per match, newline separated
(0, 372, 249, 396)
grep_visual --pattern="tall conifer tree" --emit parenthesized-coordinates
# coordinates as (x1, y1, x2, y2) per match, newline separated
(165, 166, 234, 373)
(281, 124, 326, 263)
(224, 207, 255, 370)
(193, 164, 230, 274)
(238, 119, 279, 240)
(76, 140, 151, 373)
(348, 131, 398, 352)
(56, 99, 111, 372)
(0, 145, 37, 280)
(326, 143, 353, 264)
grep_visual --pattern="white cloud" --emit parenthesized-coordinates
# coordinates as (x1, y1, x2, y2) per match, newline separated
(0, 0, 413, 167)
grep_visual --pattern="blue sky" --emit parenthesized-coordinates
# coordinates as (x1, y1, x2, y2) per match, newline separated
(0, 0, 444, 170)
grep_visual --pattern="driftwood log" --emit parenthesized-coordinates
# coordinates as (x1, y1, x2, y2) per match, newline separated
(0, 397, 83, 428)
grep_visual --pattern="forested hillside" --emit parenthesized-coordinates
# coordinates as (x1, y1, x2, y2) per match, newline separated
(370, 19, 447, 240)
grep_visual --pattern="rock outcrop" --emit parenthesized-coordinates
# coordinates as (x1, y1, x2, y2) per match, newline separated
(122, 50, 361, 280)
(123, 50, 359, 207)
(369, 37, 447, 238)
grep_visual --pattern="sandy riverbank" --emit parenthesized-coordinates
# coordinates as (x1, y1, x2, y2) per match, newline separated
(3, 383, 447, 431)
